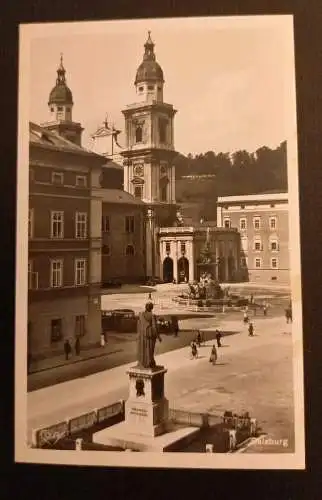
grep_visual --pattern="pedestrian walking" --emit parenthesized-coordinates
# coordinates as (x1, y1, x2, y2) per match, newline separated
(64, 339, 72, 360)
(209, 344, 218, 365)
(248, 322, 254, 337)
(75, 336, 80, 356)
(243, 310, 249, 324)
(171, 315, 179, 337)
(215, 329, 222, 347)
(196, 330, 202, 347)
(285, 307, 292, 324)
(190, 341, 198, 359)
(263, 304, 268, 317)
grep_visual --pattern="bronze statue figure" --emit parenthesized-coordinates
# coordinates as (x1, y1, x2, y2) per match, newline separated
(136, 302, 162, 369)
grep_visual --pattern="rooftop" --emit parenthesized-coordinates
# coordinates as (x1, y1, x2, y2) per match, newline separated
(101, 189, 145, 206)
(217, 192, 288, 204)
(29, 122, 103, 159)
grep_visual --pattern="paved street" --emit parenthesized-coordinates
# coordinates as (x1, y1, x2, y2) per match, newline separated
(28, 283, 290, 391)
(27, 313, 294, 452)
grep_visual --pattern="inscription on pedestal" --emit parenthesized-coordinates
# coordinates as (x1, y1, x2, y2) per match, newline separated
(130, 407, 148, 417)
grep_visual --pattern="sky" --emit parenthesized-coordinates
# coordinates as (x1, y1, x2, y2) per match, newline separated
(25, 16, 296, 156)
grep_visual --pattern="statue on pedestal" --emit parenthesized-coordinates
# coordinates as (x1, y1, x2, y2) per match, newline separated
(136, 302, 162, 369)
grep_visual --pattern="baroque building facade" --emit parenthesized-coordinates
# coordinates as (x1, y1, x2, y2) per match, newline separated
(216, 192, 290, 284)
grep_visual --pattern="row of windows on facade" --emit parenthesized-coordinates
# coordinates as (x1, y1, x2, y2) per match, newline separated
(134, 118, 168, 144)
(34, 315, 86, 344)
(30, 170, 88, 188)
(132, 183, 168, 201)
(241, 237, 280, 252)
(28, 211, 137, 239)
(101, 215, 136, 233)
(28, 258, 87, 289)
(240, 257, 280, 269)
(223, 216, 278, 231)
(102, 244, 135, 256)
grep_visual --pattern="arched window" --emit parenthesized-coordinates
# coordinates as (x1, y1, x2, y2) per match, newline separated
(126, 244, 135, 256)
(135, 126, 142, 143)
(159, 118, 167, 143)
(134, 185, 143, 199)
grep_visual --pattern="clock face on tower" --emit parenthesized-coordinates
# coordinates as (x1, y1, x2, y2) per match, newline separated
(134, 164, 144, 177)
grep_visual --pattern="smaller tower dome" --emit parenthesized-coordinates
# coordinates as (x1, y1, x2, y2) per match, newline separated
(135, 31, 164, 85)
(48, 54, 73, 106)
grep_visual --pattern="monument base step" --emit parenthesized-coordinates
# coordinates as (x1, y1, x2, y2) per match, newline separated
(93, 422, 200, 452)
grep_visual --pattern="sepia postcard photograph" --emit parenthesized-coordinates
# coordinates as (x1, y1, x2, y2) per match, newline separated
(15, 14, 305, 469)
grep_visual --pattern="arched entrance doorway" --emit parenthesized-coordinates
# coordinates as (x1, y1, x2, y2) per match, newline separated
(177, 257, 189, 283)
(218, 256, 226, 282)
(163, 257, 174, 283)
(227, 256, 235, 282)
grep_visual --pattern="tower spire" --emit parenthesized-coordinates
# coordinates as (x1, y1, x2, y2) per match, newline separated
(56, 52, 66, 85)
(143, 31, 155, 61)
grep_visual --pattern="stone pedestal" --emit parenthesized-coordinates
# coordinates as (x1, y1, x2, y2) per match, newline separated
(93, 363, 199, 451)
(125, 365, 169, 437)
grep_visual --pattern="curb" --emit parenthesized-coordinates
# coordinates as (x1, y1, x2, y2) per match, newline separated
(28, 348, 124, 375)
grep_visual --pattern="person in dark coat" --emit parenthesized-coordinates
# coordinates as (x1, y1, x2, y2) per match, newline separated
(64, 339, 72, 360)
(75, 337, 80, 356)
(209, 344, 218, 365)
(196, 331, 202, 347)
(171, 315, 179, 337)
(248, 322, 254, 337)
(215, 329, 222, 347)
(190, 341, 198, 359)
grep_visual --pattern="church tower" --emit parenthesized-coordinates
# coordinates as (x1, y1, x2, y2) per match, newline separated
(42, 54, 83, 146)
(121, 33, 178, 278)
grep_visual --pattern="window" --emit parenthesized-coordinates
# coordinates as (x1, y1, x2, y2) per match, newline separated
(255, 258, 262, 269)
(148, 85, 154, 90)
(254, 238, 262, 251)
(138, 86, 144, 92)
(126, 244, 135, 256)
(66, 107, 71, 112)
(51, 318, 63, 343)
(165, 242, 171, 253)
(102, 244, 111, 256)
(102, 215, 110, 232)
(75, 315, 86, 337)
(76, 175, 87, 187)
(240, 257, 248, 268)
(223, 218, 231, 229)
(241, 237, 248, 252)
(75, 258, 87, 286)
(240, 218, 247, 231)
(28, 208, 33, 239)
(135, 126, 143, 143)
(51, 211, 64, 238)
(75, 212, 87, 239)
(50, 107, 54, 112)
(270, 239, 279, 251)
(134, 185, 143, 199)
(271, 257, 278, 269)
(159, 119, 167, 143)
(52, 172, 64, 184)
(125, 216, 135, 233)
(180, 242, 186, 254)
(50, 259, 63, 288)
(269, 216, 277, 230)
(253, 217, 261, 230)
(28, 260, 38, 290)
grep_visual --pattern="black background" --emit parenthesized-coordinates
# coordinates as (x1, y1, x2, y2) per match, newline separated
(1, 0, 322, 498)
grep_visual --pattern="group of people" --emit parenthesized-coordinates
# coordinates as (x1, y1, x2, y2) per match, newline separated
(190, 329, 222, 364)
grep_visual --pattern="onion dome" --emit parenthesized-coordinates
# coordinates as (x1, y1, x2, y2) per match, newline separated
(135, 32, 164, 85)
(48, 54, 73, 105)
